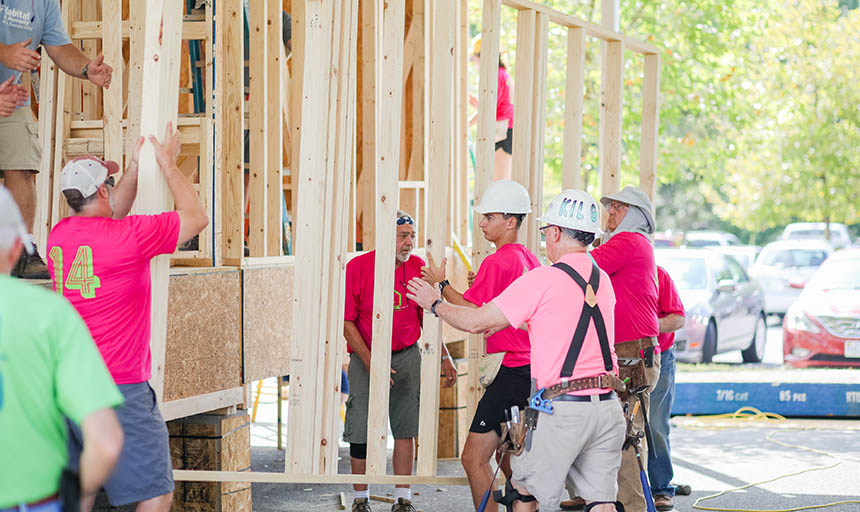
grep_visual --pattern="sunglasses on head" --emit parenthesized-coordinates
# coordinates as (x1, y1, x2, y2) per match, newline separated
(104, 176, 115, 187)
(396, 216, 414, 226)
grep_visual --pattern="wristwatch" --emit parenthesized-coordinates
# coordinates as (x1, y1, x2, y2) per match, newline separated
(81, 63, 89, 80)
(438, 279, 450, 293)
(430, 298, 443, 317)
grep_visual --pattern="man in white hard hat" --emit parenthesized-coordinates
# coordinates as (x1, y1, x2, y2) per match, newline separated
(47, 123, 208, 512)
(0, 184, 124, 512)
(421, 179, 540, 510)
(588, 185, 659, 512)
(407, 189, 626, 512)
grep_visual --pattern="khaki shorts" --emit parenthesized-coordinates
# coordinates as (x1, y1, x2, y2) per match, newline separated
(511, 398, 626, 506)
(0, 107, 42, 175)
(343, 343, 421, 443)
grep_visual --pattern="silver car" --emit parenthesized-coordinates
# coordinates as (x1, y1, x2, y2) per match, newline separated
(656, 249, 767, 363)
(749, 240, 833, 316)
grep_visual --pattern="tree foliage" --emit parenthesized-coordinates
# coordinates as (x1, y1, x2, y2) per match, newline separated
(466, 0, 858, 235)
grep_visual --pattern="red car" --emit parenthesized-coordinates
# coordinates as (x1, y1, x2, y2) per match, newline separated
(783, 248, 860, 367)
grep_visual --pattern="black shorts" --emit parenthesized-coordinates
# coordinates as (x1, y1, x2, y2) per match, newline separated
(495, 127, 513, 155)
(470, 364, 531, 436)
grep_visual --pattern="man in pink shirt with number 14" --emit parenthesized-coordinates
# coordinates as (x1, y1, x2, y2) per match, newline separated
(47, 122, 209, 512)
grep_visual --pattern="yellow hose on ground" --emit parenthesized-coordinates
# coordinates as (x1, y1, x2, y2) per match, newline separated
(682, 407, 860, 512)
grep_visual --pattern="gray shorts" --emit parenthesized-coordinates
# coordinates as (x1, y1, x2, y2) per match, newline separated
(343, 343, 421, 444)
(511, 398, 626, 506)
(68, 382, 174, 506)
(0, 107, 41, 174)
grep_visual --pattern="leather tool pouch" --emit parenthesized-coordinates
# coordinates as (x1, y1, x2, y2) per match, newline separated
(617, 358, 647, 401)
(59, 467, 81, 512)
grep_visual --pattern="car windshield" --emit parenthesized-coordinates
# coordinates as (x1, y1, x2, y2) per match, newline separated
(659, 256, 708, 290)
(809, 258, 860, 291)
(759, 249, 828, 268)
(785, 229, 826, 240)
(686, 239, 721, 248)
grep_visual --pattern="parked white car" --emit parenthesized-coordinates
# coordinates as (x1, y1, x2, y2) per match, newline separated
(749, 240, 833, 316)
(781, 222, 852, 250)
(711, 245, 761, 271)
(683, 230, 742, 247)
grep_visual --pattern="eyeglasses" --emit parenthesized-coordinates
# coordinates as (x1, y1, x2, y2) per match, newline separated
(396, 215, 414, 226)
(539, 225, 555, 240)
(607, 201, 628, 212)
(104, 176, 115, 188)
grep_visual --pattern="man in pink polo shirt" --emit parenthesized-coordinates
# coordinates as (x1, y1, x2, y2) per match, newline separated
(588, 185, 659, 512)
(420, 180, 540, 510)
(407, 190, 626, 512)
(47, 123, 209, 511)
(343, 210, 457, 512)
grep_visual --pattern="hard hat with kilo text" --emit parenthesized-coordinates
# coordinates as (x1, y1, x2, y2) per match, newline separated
(537, 189, 603, 235)
(474, 179, 532, 215)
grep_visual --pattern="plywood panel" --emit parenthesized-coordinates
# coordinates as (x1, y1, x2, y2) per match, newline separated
(242, 265, 293, 382)
(164, 271, 242, 402)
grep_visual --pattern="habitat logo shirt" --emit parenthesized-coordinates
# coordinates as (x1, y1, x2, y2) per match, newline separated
(47, 212, 180, 385)
(0, 0, 72, 106)
(344, 251, 425, 353)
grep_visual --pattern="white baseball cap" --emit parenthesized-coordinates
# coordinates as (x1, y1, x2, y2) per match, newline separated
(0, 184, 33, 254)
(60, 156, 120, 197)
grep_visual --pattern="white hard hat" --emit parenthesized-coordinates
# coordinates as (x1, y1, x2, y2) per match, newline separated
(537, 189, 603, 235)
(474, 180, 532, 215)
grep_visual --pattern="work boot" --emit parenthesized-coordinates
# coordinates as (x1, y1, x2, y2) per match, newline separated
(352, 498, 372, 512)
(673, 483, 692, 496)
(12, 245, 50, 279)
(390, 498, 415, 512)
(654, 495, 674, 511)
(560, 496, 586, 510)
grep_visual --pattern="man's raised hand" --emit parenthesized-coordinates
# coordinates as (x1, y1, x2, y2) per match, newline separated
(0, 38, 40, 72)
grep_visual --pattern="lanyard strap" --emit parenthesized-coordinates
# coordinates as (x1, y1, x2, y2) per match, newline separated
(552, 262, 613, 377)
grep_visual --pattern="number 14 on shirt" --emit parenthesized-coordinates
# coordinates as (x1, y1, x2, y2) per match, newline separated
(49, 246, 102, 299)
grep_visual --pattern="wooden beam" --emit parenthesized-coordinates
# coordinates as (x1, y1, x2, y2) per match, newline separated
(599, 40, 623, 202)
(357, 0, 379, 250)
(510, 9, 535, 193)
(286, 0, 337, 474)
(160, 386, 245, 421)
(79, 1, 101, 122)
(640, 54, 660, 203)
(136, 0, 184, 402)
(102, 0, 124, 170)
(562, 27, 585, 190)
(70, 20, 208, 41)
(248, 0, 269, 256)
(366, 0, 405, 476)
(455, 0, 469, 243)
(214, 0, 244, 266)
(416, 0, 453, 476)
(525, 12, 548, 254)
(469, 0, 501, 427)
(499, 0, 658, 55)
(267, 0, 285, 257)
(34, 52, 58, 251)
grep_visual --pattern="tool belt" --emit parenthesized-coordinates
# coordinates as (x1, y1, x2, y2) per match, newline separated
(615, 337, 656, 401)
(541, 373, 626, 400)
(498, 407, 538, 457)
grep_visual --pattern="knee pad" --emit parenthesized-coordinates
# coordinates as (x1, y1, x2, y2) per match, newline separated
(493, 479, 536, 512)
(349, 443, 367, 459)
(584, 501, 625, 512)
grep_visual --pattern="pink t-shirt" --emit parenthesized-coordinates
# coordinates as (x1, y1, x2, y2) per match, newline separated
(493, 252, 618, 395)
(497, 67, 514, 129)
(344, 251, 425, 353)
(47, 212, 180, 385)
(656, 266, 685, 353)
(464, 243, 540, 367)
(591, 231, 659, 343)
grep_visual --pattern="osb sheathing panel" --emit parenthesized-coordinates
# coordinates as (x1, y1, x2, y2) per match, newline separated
(243, 265, 293, 382)
(164, 270, 242, 401)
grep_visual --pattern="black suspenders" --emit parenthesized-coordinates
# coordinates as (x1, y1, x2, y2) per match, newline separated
(552, 261, 613, 377)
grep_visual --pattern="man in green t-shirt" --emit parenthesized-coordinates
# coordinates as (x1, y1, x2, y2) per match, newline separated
(0, 185, 124, 511)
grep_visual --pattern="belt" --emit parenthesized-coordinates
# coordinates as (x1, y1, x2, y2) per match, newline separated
(0, 493, 59, 512)
(554, 391, 616, 402)
(392, 343, 416, 355)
